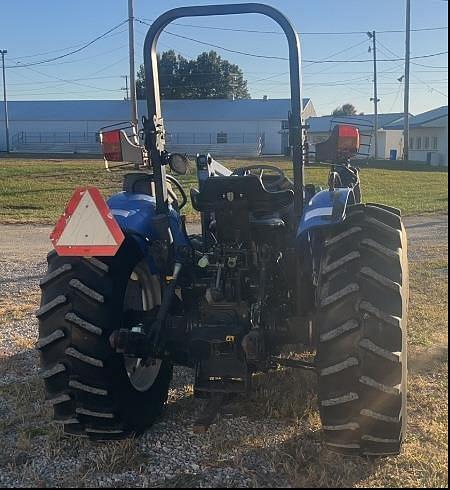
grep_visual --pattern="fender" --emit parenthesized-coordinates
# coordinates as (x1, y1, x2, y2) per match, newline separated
(107, 192, 190, 267)
(297, 187, 356, 239)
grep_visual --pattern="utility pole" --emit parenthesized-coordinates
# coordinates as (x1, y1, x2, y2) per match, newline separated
(1, 50, 10, 153)
(121, 75, 130, 101)
(368, 31, 380, 160)
(403, 0, 411, 161)
(128, 0, 138, 130)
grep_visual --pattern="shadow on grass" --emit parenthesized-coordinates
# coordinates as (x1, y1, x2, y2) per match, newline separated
(6, 346, 446, 488)
(200, 366, 381, 488)
(355, 160, 449, 172)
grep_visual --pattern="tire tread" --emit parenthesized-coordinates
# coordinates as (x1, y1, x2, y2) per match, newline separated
(316, 204, 408, 457)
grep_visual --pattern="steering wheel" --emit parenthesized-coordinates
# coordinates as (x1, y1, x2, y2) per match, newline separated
(231, 165, 286, 191)
(166, 175, 188, 210)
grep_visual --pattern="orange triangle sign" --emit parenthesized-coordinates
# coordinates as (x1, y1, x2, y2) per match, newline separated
(51, 187, 125, 257)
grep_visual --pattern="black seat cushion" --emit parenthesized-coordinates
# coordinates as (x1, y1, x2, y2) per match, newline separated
(191, 175, 293, 243)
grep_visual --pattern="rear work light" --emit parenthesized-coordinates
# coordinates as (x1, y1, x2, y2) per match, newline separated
(337, 125, 360, 154)
(101, 130, 123, 162)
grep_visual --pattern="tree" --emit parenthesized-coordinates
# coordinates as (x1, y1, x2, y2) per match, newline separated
(136, 50, 250, 100)
(332, 103, 358, 117)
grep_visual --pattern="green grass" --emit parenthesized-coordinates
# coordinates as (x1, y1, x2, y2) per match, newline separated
(0, 158, 447, 224)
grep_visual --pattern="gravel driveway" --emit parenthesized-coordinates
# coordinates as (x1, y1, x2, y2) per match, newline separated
(0, 215, 447, 487)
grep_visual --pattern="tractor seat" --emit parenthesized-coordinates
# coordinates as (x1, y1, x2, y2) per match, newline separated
(191, 175, 293, 243)
(191, 175, 293, 215)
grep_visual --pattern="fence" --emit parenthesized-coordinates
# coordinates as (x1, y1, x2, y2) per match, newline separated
(11, 132, 101, 154)
(10, 131, 265, 158)
(166, 132, 264, 157)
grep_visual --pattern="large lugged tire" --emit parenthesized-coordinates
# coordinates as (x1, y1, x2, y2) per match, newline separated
(37, 239, 173, 440)
(316, 204, 408, 456)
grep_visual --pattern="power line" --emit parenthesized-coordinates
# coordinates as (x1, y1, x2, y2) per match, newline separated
(160, 29, 287, 61)
(410, 61, 448, 69)
(252, 79, 447, 87)
(9, 89, 123, 97)
(137, 19, 448, 64)
(8, 75, 123, 87)
(140, 17, 448, 35)
(20, 66, 123, 93)
(8, 57, 130, 97)
(7, 45, 129, 71)
(6, 20, 128, 69)
(7, 29, 128, 62)
(377, 40, 448, 98)
(249, 39, 371, 82)
(304, 39, 371, 68)
(387, 83, 404, 113)
(87, 56, 130, 77)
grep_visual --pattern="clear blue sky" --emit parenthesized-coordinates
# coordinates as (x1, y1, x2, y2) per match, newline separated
(1, 0, 448, 115)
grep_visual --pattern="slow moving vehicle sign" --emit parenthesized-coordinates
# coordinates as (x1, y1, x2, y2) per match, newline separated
(50, 187, 125, 257)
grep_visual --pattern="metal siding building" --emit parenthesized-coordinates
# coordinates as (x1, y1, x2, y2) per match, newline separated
(387, 106, 448, 166)
(0, 98, 316, 156)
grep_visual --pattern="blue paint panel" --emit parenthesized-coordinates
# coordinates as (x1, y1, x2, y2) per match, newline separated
(297, 188, 353, 238)
(107, 192, 190, 268)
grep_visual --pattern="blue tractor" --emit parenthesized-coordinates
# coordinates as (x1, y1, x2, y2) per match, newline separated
(37, 4, 408, 457)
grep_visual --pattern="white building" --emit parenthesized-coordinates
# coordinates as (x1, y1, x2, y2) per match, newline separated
(307, 113, 407, 160)
(387, 106, 448, 166)
(0, 98, 316, 157)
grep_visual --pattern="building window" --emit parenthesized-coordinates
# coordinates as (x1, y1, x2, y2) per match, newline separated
(416, 137, 422, 150)
(217, 132, 228, 144)
(410, 137, 414, 149)
(425, 136, 430, 150)
(282, 120, 290, 130)
(433, 136, 439, 150)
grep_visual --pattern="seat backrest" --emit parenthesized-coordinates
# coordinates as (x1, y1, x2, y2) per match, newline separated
(191, 175, 293, 243)
(193, 175, 293, 214)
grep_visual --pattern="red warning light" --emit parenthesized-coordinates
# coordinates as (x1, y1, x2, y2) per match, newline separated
(101, 130, 123, 162)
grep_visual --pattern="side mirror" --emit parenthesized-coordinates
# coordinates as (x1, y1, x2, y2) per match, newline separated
(168, 153, 190, 175)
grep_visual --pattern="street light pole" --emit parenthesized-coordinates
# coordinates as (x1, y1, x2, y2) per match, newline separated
(368, 31, 380, 160)
(1, 50, 10, 153)
(128, 0, 138, 131)
(403, 0, 411, 161)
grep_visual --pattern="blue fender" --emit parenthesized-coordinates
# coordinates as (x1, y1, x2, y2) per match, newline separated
(107, 192, 190, 269)
(297, 188, 355, 239)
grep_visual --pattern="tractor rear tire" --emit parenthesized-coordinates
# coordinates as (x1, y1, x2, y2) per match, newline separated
(37, 239, 173, 440)
(316, 204, 408, 456)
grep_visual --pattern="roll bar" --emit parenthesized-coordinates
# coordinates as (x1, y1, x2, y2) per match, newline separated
(143, 3, 305, 217)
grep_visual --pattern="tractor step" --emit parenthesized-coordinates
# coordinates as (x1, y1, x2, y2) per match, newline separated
(194, 378, 248, 396)
(194, 357, 251, 398)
